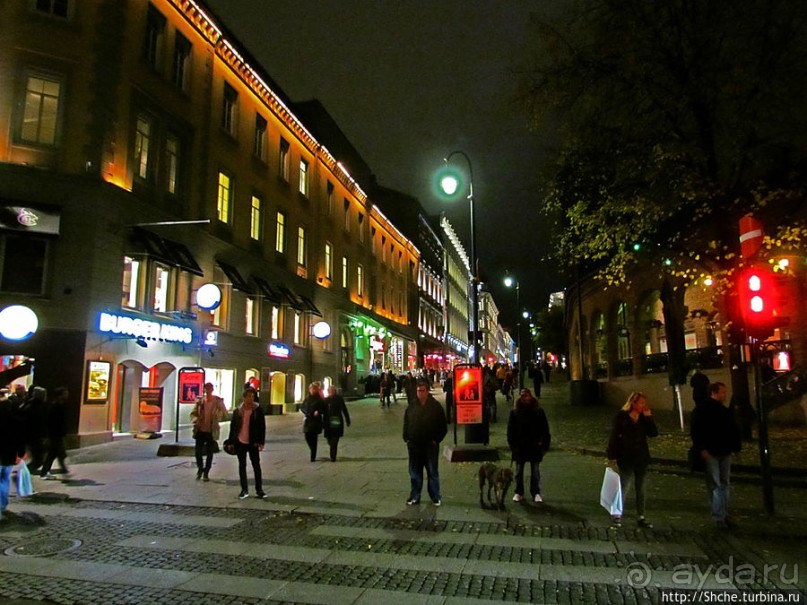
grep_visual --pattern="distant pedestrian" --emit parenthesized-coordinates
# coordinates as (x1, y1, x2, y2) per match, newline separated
(190, 382, 227, 481)
(691, 382, 741, 529)
(41, 387, 71, 480)
(380, 371, 393, 408)
(0, 389, 26, 520)
(530, 363, 544, 397)
(404, 372, 417, 404)
(689, 367, 709, 407)
(227, 387, 266, 499)
(301, 382, 326, 462)
(507, 388, 551, 504)
(442, 372, 454, 424)
(324, 386, 351, 462)
(606, 391, 658, 528)
(543, 361, 551, 383)
(403, 380, 448, 506)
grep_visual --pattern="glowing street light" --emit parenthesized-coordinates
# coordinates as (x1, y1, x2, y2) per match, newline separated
(503, 271, 524, 389)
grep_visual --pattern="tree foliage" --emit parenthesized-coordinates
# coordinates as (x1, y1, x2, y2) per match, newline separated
(523, 0, 807, 287)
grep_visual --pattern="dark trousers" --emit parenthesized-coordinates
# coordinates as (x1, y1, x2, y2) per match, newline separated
(26, 437, 45, 472)
(305, 432, 319, 461)
(41, 437, 68, 475)
(194, 431, 216, 473)
(618, 463, 648, 517)
(235, 442, 262, 493)
(514, 459, 541, 497)
(408, 442, 441, 502)
(327, 436, 341, 461)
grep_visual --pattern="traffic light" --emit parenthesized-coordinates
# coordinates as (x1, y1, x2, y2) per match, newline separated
(737, 265, 780, 338)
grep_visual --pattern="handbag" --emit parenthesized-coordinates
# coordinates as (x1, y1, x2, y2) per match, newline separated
(599, 466, 623, 516)
(17, 462, 34, 497)
(222, 439, 236, 455)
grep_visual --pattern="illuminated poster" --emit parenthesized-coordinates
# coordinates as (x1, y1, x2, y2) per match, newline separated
(138, 387, 163, 416)
(178, 367, 205, 403)
(453, 363, 483, 425)
(85, 360, 111, 403)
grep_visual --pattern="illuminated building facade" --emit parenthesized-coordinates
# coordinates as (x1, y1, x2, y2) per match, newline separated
(440, 214, 472, 362)
(0, 0, 418, 444)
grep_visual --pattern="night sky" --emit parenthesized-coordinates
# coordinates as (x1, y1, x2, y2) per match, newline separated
(203, 0, 564, 328)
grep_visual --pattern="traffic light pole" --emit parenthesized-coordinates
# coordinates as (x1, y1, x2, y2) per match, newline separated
(750, 339, 774, 514)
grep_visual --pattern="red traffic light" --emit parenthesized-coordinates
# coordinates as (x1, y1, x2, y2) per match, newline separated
(737, 265, 779, 337)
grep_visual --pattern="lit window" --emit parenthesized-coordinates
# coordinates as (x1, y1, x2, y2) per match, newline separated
(357, 264, 364, 297)
(21, 74, 61, 145)
(164, 134, 178, 194)
(271, 305, 281, 339)
(293, 311, 302, 345)
(279, 138, 290, 181)
(250, 195, 262, 241)
(297, 226, 306, 266)
(299, 159, 308, 196)
(325, 242, 333, 280)
(144, 4, 166, 70)
(134, 115, 152, 180)
(172, 33, 191, 91)
(245, 296, 257, 335)
(275, 212, 286, 254)
(342, 256, 348, 289)
(153, 263, 170, 312)
(254, 114, 267, 160)
(222, 82, 238, 135)
(122, 256, 140, 308)
(217, 172, 232, 224)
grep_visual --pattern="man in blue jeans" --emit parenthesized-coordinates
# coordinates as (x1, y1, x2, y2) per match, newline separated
(403, 380, 448, 506)
(691, 381, 741, 528)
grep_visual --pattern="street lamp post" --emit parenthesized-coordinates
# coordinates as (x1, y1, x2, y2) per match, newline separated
(504, 273, 523, 389)
(438, 151, 478, 364)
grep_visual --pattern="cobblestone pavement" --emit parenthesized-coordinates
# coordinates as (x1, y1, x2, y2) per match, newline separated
(0, 383, 805, 604)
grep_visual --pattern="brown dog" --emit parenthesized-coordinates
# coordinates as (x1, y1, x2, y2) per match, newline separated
(478, 463, 514, 511)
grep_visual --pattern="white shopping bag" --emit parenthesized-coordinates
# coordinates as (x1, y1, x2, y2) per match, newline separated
(599, 467, 623, 516)
(16, 463, 34, 497)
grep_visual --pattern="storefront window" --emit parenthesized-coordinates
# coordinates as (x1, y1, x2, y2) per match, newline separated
(245, 296, 257, 335)
(153, 263, 170, 312)
(204, 368, 234, 410)
(271, 305, 281, 339)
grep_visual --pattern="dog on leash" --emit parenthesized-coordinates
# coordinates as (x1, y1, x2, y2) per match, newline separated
(478, 463, 514, 511)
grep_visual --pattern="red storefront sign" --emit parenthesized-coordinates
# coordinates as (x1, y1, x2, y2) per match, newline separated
(453, 363, 483, 424)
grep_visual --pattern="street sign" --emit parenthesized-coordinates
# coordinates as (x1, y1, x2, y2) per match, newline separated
(453, 363, 483, 424)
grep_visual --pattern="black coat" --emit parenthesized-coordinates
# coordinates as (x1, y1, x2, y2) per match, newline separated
(324, 394, 351, 438)
(301, 393, 327, 434)
(0, 399, 25, 466)
(507, 405, 551, 462)
(227, 402, 266, 447)
(691, 397, 741, 457)
(403, 395, 447, 450)
(607, 410, 658, 468)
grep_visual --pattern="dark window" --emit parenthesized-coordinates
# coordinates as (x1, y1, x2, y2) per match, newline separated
(254, 114, 267, 160)
(222, 82, 238, 135)
(144, 4, 166, 70)
(172, 33, 191, 91)
(1, 235, 47, 294)
(36, 0, 69, 18)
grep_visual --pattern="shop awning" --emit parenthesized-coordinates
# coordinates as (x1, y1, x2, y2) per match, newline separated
(297, 294, 322, 317)
(0, 203, 61, 235)
(128, 228, 203, 276)
(0, 361, 34, 385)
(216, 261, 253, 293)
(276, 284, 305, 311)
(251, 276, 283, 304)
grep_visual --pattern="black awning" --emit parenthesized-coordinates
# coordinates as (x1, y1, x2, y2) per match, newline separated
(276, 284, 305, 311)
(128, 228, 204, 276)
(216, 261, 253, 293)
(251, 276, 283, 304)
(0, 361, 34, 385)
(297, 294, 322, 317)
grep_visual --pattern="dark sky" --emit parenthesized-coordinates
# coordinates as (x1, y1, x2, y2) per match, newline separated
(204, 0, 564, 328)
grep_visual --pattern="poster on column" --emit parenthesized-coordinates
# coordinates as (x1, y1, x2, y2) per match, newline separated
(453, 364, 483, 424)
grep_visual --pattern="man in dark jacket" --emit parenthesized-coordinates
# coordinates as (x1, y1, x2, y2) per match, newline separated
(1, 389, 26, 520)
(41, 387, 70, 479)
(403, 380, 448, 506)
(691, 381, 741, 528)
(227, 387, 266, 500)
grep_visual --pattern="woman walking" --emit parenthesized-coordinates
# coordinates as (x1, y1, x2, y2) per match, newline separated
(324, 386, 351, 461)
(507, 388, 551, 503)
(607, 391, 658, 528)
(301, 382, 327, 462)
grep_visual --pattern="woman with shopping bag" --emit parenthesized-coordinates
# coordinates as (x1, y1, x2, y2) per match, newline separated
(606, 391, 658, 528)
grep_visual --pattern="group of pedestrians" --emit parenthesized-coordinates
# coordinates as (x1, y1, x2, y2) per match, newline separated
(0, 383, 72, 520)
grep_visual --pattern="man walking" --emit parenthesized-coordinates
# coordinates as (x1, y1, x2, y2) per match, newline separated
(403, 380, 447, 506)
(41, 387, 71, 479)
(191, 382, 228, 481)
(691, 381, 741, 528)
(227, 387, 266, 499)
